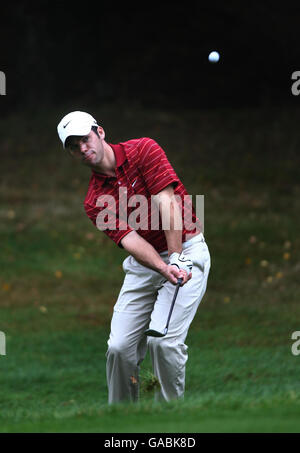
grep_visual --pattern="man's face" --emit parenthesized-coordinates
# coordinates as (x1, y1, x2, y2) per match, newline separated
(66, 128, 103, 167)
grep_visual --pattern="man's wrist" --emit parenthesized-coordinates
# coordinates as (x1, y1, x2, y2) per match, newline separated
(169, 251, 181, 260)
(168, 248, 183, 257)
(157, 260, 169, 276)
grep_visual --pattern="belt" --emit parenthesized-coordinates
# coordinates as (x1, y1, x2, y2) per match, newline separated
(182, 232, 205, 250)
(160, 232, 205, 257)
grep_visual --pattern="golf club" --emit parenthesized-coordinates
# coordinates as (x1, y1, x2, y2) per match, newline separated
(145, 277, 183, 337)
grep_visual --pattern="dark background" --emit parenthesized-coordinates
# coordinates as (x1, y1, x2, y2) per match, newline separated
(1, 0, 300, 113)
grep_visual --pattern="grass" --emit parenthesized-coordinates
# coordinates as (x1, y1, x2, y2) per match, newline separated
(0, 102, 300, 432)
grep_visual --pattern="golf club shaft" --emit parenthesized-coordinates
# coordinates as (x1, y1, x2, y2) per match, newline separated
(144, 277, 183, 337)
(164, 277, 183, 331)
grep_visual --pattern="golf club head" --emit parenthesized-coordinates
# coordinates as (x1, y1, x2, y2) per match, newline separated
(144, 328, 166, 338)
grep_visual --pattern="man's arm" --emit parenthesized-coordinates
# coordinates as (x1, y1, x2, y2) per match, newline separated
(153, 184, 183, 256)
(154, 184, 192, 283)
(120, 184, 191, 285)
(120, 231, 187, 285)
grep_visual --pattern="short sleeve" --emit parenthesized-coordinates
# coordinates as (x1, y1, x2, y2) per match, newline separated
(137, 138, 180, 195)
(84, 202, 133, 247)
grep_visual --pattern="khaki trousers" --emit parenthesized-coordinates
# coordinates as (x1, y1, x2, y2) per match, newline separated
(106, 233, 211, 403)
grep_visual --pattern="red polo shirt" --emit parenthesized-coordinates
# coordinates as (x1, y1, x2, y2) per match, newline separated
(84, 137, 202, 253)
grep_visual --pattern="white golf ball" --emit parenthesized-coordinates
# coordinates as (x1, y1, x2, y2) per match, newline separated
(208, 51, 220, 63)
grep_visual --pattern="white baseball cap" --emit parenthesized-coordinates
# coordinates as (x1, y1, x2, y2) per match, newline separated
(57, 111, 99, 148)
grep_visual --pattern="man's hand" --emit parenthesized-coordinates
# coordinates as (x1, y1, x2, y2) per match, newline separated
(161, 263, 192, 286)
(168, 251, 193, 285)
(120, 231, 192, 286)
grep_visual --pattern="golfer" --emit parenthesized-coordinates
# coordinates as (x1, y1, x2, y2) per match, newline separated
(57, 111, 211, 403)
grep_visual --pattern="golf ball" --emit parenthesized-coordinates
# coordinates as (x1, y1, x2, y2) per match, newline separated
(208, 51, 220, 63)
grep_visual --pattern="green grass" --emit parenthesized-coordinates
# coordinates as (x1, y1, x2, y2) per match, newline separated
(1, 321, 299, 433)
(0, 103, 300, 432)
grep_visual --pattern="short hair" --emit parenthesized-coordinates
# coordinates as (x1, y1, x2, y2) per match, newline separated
(91, 125, 100, 137)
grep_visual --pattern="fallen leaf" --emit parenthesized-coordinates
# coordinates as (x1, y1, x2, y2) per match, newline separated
(130, 376, 138, 384)
(7, 210, 15, 219)
(2, 283, 11, 292)
(73, 253, 81, 260)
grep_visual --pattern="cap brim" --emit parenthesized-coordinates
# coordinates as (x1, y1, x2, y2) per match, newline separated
(62, 121, 94, 148)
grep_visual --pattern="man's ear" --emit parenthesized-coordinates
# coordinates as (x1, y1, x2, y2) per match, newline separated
(97, 126, 105, 140)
